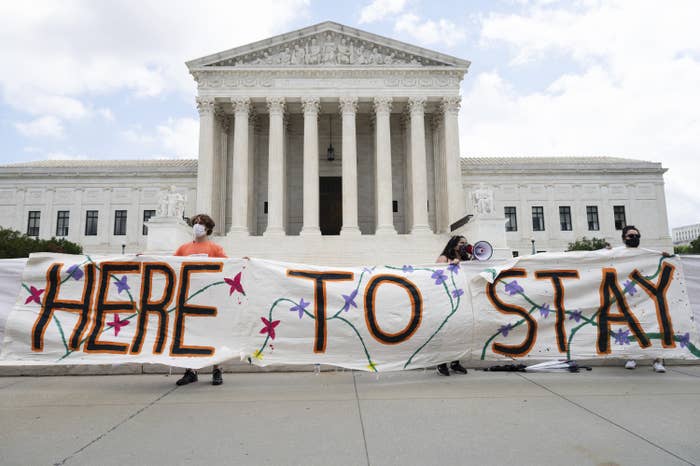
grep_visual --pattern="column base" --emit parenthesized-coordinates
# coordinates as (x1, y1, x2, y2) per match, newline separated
(340, 226, 362, 237)
(227, 226, 250, 236)
(409, 225, 433, 235)
(299, 227, 321, 237)
(375, 225, 397, 235)
(263, 227, 286, 237)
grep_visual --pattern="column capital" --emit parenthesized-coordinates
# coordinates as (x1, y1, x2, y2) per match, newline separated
(338, 96, 358, 114)
(430, 113, 442, 131)
(196, 97, 216, 115)
(301, 96, 320, 115)
(373, 96, 393, 114)
(441, 96, 461, 115)
(215, 109, 230, 132)
(231, 97, 251, 114)
(408, 96, 427, 114)
(248, 109, 258, 127)
(266, 96, 286, 114)
(400, 110, 410, 129)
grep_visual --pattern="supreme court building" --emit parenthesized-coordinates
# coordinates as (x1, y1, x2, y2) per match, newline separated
(0, 22, 674, 264)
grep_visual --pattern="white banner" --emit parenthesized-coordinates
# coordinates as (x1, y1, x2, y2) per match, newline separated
(1, 249, 698, 371)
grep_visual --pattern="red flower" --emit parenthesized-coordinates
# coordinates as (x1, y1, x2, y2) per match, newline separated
(224, 272, 245, 296)
(259, 317, 280, 340)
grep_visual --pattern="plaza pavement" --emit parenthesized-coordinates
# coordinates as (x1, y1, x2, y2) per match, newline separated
(0, 365, 699, 466)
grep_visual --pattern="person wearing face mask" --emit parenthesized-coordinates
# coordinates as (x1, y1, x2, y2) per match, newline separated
(620, 225, 666, 373)
(174, 214, 228, 386)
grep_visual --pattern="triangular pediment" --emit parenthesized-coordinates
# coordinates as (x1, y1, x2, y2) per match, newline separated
(186, 21, 470, 69)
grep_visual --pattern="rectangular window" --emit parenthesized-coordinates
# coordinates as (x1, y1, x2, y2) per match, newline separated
(114, 210, 127, 236)
(614, 205, 626, 230)
(559, 206, 572, 231)
(504, 206, 518, 232)
(586, 206, 599, 231)
(56, 211, 70, 237)
(532, 206, 545, 231)
(85, 210, 98, 236)
(142, 209, 156, 235)
(27, 211, 40, 236)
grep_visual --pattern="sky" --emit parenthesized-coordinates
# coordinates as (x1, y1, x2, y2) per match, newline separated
(0, 0, 698, 229)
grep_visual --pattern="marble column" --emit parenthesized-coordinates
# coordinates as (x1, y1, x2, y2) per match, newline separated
(339, 97, 361, 236)
(247, 111, 257, 235)
(431, 115, 448, 233)
(300, 97, 321, 236)
(196, 97, 216, 215)
(373, 96, 397, 235)
(230, 97, 250, 234)
(215, 109, 229, 234)
(264, 97, 286, 236)
(408, 97, 431, 234)
(442, 96, 463, 226)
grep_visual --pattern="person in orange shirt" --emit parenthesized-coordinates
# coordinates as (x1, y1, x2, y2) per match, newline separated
(174, 213, 228, 386)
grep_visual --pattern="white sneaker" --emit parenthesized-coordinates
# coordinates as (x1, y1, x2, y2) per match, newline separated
(624, 360, 637, 370)
(653, 360, 666, 373)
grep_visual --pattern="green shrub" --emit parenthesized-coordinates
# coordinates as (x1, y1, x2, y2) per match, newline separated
(567, 237, 610, 251)
(0, 227, 83, 258)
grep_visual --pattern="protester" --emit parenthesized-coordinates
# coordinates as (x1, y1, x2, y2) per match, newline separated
(435, 235, 470, 376)
(620, 225, 666, 373)
(174, 213, 228, 386)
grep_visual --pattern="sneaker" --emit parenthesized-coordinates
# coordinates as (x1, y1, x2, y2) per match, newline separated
(624, 360, 637, 370)
(653, 359, 666, 373)
(176, 369, 198, 386)
(437, 363, 450, 376)
(450, 361, 468, 374)
(212, 368, 223, 385)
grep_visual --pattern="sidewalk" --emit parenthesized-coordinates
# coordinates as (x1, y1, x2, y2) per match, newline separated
(1, 366, 698, 466)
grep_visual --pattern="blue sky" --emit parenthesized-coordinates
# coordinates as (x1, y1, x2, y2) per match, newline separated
(0, 0, 698, 228)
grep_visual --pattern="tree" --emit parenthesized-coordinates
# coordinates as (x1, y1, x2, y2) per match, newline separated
(0, 228, 83, 258)
(567, 237, 610, 251)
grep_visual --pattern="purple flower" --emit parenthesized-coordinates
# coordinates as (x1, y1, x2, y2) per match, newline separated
(679, 332, 690, 349)
(341, 289, 358, 312)
(290, 298, 310, 319)
(66, 264, 84, 281)
(431, 269, 447, 285)
(114, 275, 130, 294)
(623, 280, 638, 296)
(402, 265, 414, 273)
(363, 266, 376, 275)
(499, 323, 513, 337)
(447, 263, 460, 275)
(539, 303, 551, 319)
(452, 288, 464, 298)
(504, 280, 524, 296)
(569, 310, 583, 323)
(613, 328, 631, 346)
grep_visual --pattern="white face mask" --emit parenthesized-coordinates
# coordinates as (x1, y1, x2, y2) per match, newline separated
(193, 223, 207, 238)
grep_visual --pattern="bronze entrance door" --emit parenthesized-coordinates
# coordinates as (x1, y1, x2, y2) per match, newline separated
(319, 177, 342, 235)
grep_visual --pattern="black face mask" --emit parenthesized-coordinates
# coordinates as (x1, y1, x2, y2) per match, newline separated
(624, 237, 640, 248)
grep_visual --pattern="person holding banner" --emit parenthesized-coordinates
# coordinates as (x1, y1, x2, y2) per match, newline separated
(435, 235, 470, 376)
(174, 213, 228, 386)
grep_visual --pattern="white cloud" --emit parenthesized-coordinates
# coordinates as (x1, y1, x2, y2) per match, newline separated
(157, 117, 199, 159)
(359, 0, 407, 24)
(465, 0, 700, 228)
(394, 13, 466, 47)
(46, 151, 88, 160)
(15, 116, 64, 138)
(97, 108, 114, 121)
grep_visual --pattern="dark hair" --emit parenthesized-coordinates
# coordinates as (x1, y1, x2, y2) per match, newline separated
(440, 235, 466, 260)
(621, 225, 640, 239)
(191, 213, 215, 236)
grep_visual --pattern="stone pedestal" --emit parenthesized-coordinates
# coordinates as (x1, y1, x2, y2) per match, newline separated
(145, 217, 192, 254)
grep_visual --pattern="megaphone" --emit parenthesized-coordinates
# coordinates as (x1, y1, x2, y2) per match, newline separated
(471, 240, 493, 261)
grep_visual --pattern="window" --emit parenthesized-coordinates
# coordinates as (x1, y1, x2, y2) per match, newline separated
(504, 206, 518, 232)
(142, 209, 156, 235)
(559, 206, 572, 231)
(56, 211, 70, 236)
(27, 211, 40, 236)
(532, 206, 545, 231)
(614, 205, 626, 230)
(586, 206, 599, 231)
(85, 210, 98, 236)
(114, 210, 127, 236)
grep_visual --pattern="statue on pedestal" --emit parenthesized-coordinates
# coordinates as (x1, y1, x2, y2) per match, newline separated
(157, 186, 186, 218)
(472, 184, 494, 216)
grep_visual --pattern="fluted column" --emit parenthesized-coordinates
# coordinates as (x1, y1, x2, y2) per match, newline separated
(300, 97, 321, 236)
(264, 97, 286, 236)
(408, 97, 431, 234)
(214, 109, 229, 234)
(230, 97, 250, 234)
(442, 96, 463, 225)
(196, 96, 216, 215)
(373, 96, 396, 235)
(339, 97, 361, 236)
(247, 111, 257, 235)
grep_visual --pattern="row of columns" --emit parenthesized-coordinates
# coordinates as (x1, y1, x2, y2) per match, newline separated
(196, 95, 462, 236)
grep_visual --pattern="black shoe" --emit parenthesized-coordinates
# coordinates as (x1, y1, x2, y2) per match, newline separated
(437, 363, 450, 376)
(176, 369, 198, 386)
(450, 361, 467, 374)
(212, 368, 223, 386)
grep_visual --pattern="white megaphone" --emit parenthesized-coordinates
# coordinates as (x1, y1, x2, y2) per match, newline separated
(471, 240, 493, 261)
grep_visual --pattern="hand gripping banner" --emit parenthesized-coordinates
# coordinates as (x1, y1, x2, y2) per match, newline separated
(1, 249, 698, 371)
